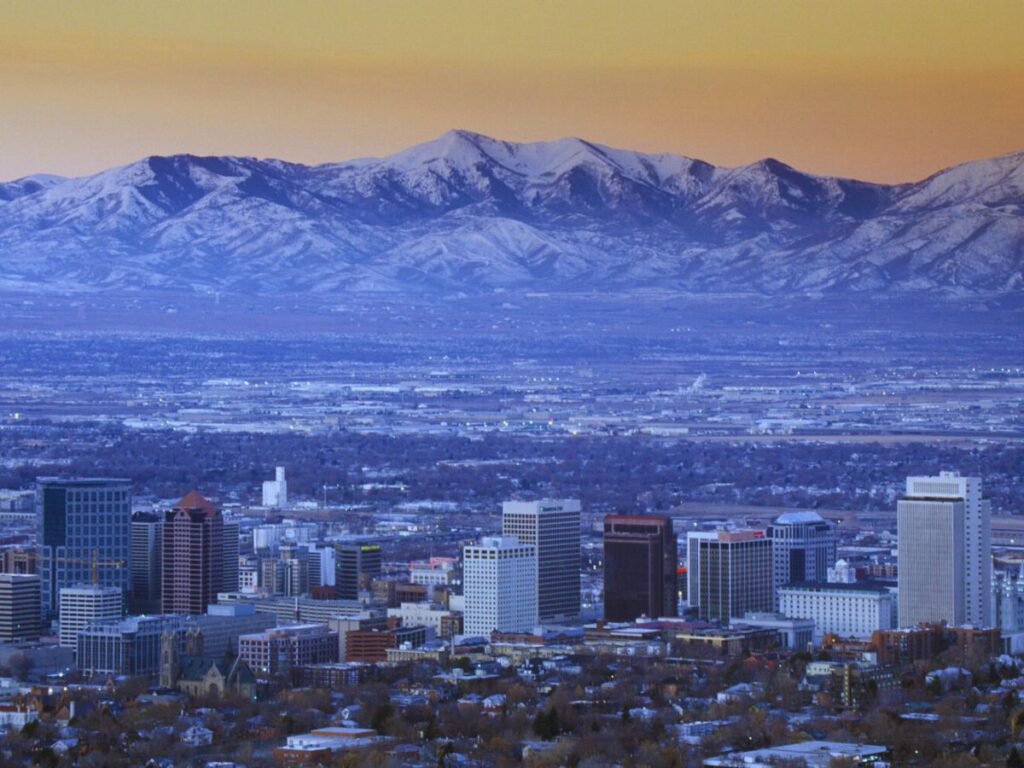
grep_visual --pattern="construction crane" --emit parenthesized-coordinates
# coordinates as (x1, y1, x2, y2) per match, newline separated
(23, 548, 125, 584)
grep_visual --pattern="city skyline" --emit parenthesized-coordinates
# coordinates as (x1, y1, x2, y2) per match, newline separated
(0, 2, 1021, 763)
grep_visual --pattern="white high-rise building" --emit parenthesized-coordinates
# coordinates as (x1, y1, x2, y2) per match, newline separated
(59, 584, 123, 649)
(262, 467, 288, 508)
(502, 499, 581, 621)
(463, 536, 537, 636)
(898, 471, 991, 627)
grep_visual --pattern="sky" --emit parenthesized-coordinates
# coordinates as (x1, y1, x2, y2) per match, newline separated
(1, 0, 1022, 183)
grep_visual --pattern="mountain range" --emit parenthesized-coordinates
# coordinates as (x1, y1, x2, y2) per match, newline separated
(0, 130, 1021, 297)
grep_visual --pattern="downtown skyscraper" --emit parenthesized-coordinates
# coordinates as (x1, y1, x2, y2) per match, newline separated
(334, 543, 382, 601)
(37, 477, 132, 618)
(898, 471, 991, 627)
(603, 515, 678, 622)
(129, 512, 163, 615)
(161, 491, 224, 616)
(687, 529, 772, 622)
(502, 499, 581, 622)
(0, 574, 41, 643)
(463, 536, 537, 636)
(767, 511, 837, 605)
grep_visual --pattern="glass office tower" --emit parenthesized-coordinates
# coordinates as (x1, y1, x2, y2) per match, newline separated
(37, 477, 132, 619)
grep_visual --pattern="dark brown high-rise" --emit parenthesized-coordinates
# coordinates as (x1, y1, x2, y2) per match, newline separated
(603, 515, 678, 621)
(161, 491, 224, 616)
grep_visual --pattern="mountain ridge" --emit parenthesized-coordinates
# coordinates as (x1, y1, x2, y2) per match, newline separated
(0, 130, 1021, 297)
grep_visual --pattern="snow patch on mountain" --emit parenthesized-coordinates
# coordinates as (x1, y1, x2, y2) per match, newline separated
(0, 132, 1021, 297)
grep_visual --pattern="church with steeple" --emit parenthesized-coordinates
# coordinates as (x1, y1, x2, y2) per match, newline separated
(159, 628, 256, 700)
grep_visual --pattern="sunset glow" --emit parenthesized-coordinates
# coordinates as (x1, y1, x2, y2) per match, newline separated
(1, 0, 1021, 182)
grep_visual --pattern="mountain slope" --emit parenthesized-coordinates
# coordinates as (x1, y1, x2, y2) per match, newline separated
(0, 131, 1020, 296)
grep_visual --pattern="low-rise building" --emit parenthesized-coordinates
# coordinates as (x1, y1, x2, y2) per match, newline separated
(948, 624, 1001, 661)
(77, 615, 186, 678)
(273, 727, 379, 765)
(675, 625, 778, 658)
(186, 603, 278, 656)
(328, 612, 389, 660)
(345, 624, 428, 663)
(385, 643, 451, 665)
(76, 603, 276, 681)
(181, 725, 213, 747)
(409, 556, 459, 587)
(779, 581, 893, 641)
(703, 740, 887, 767)
(871, 624, 946, 665)
(237, 624, 337, 678)
(0, 703, 38, 729)
(870, 622, 1001, 666)
(216, 592, 363, 624)
(293, 662, 370, 688)
(386, 602, 460, 639)
(159, 627, 257, 700)
(0, 642, 74, 680)
(730, 612, 815, 650)
(829, 662, 901, 709)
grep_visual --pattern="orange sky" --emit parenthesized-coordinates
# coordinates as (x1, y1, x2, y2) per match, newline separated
(1, 1, 1022, 183)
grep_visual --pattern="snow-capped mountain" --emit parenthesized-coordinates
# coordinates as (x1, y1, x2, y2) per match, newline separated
(0, 130, 1020, 296)
(0, 173, 66, 202)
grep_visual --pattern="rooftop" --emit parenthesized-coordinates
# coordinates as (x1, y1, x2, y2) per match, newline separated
(704, 740, 887, 768)
(772, 511, 828, 525)
(604, 514, 672, 524)
(780, 581, 891, 594)
(173, 490, 217, 514)
(36, 477, 131, 487)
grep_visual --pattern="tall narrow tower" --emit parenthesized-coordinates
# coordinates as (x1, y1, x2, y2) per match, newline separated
(222, 521, 240, 593)
(898, 471, 991, 627)
(130, 512, 163, 615)
(159, 629, 181, 689)
(161, 491, 224, 616)
(502, 499, 581, 622)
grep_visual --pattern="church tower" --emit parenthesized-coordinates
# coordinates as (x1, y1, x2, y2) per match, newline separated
(159, 630, 180, 689)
